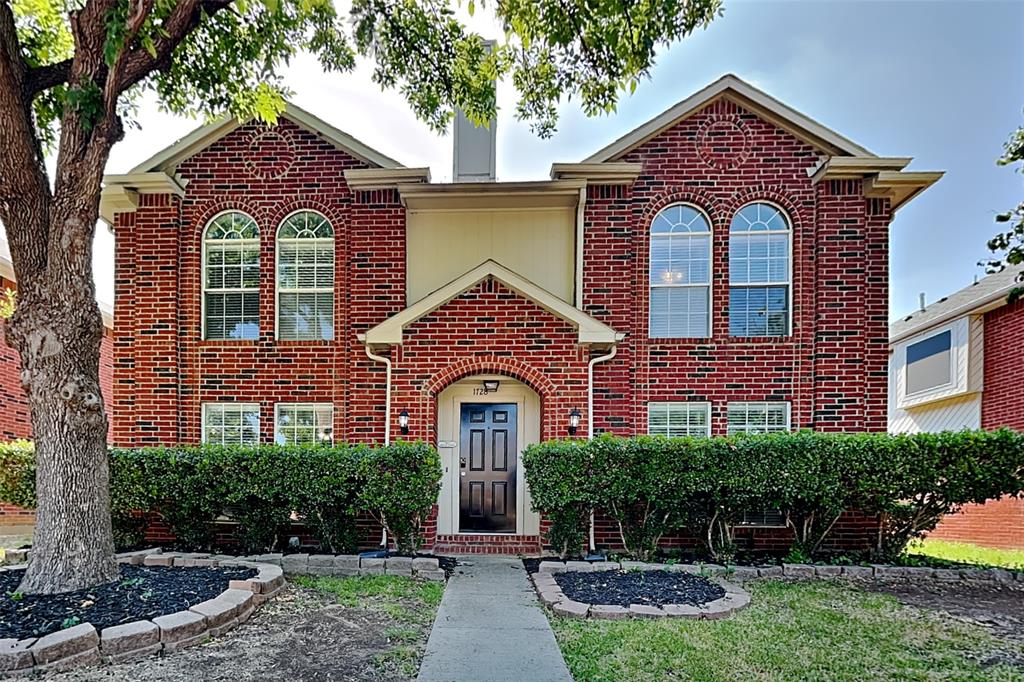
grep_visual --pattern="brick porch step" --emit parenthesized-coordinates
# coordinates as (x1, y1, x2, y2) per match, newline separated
(433, 534, 543, 555)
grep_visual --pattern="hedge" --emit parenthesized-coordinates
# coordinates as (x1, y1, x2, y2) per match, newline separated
(0, 442, 442, 555)
(523, 429, 1024, 562)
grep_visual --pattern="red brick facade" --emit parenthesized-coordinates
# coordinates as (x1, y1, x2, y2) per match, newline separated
(0, 274, 115, 525)
(112, 95, 896, 553)
(930, 299, 1024, 550)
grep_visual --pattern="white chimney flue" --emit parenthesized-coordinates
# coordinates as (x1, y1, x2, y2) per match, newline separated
(453, 42, 496, 183)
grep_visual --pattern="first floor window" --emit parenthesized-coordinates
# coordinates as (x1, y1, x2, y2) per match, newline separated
(727, 401, 790, 527)
(647, 402, 711, 437)
(203, 403, 260, 446)
(275, 403, 333, 445)
(726, 402, 790, 435)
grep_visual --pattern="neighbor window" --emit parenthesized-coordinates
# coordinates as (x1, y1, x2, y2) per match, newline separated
(727, 401, 789, 527)
(276, 211, 335, 340)
(275, 403, 333, 445)
(647, 402, 711, 437)
(729, 203, 790, 336)
(649, 204, 711, 338)
(203, 211, 260, 340)
(202, 403, 260, 446)
(905, 330, 952, 395)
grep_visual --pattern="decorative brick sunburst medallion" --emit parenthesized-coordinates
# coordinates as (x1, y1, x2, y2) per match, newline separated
(696, 117, 750, 170)
(245, 129, 296, 179)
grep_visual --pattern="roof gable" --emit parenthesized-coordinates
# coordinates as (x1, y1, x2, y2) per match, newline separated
(584, 74, 873, 163)
(363, 260, 620, 346)
(129, 102, 402, 174)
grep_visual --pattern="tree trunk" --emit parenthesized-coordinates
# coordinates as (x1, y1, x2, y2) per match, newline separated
(8, 275, 117, 594)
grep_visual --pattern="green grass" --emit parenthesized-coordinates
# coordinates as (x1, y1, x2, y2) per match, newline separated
(293, 575, 444, 678)
(909, 538, 1024, 570)
(551, 581, 1024, 682)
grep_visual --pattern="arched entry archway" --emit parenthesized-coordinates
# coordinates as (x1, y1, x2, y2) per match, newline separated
(434, 374, 542, 537)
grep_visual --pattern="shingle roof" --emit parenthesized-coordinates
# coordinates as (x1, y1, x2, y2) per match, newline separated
(890, 264, 1024, 343)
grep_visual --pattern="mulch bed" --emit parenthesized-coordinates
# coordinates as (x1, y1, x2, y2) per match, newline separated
(0, 564, 256, 640)
(555, 569, 726, 608)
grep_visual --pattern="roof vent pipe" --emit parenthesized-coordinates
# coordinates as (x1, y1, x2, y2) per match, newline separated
(452, 41, 496, 182)
(919, 292, 926, 312)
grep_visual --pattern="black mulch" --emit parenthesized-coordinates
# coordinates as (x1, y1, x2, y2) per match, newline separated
(0, 564, 256, 641)
(555, 569, 726, 608)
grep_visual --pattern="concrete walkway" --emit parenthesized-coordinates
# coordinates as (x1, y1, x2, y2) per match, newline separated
(417, 556, 573, 682)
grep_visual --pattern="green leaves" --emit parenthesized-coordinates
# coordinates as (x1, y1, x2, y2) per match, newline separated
(986, 122, 1024, 289)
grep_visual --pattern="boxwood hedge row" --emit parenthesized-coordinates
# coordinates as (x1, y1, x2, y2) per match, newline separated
(0, 442, 441, 555)
(523, 429, 1024, 562)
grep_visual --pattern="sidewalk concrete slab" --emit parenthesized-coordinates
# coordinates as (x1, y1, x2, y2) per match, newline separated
(417, 557, 573, 682)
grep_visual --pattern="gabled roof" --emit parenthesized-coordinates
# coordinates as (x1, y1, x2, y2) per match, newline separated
(129, 102, 403, 174)
(890, 264, 1024, 343)
(362, 260, 621, 346)
(583, 74, 874, 163)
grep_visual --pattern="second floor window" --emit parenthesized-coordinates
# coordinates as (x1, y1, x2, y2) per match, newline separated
(277, 211, 335, 340)
(729, 202, 790, 337)
(649, 204, 711, 338)
(203, 211, 260, 340)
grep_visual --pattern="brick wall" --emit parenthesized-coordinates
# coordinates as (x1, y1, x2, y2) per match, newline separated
(0, 274, 115, 525)
(119, 99, 894, 553)
(929, 299, 1024, 549)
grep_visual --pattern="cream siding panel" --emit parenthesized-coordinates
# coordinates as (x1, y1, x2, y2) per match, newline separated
(406, 208, 575, 304)
(888, 314, 983, 434)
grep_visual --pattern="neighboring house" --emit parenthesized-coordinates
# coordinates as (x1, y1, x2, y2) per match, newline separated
(100, 74, 941, 554)
(889, 265, 1024, 550)
(0, 238, 115, 526)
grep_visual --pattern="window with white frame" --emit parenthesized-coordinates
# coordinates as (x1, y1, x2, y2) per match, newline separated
(727, 401, 789, 527)
(203, 212, 260, 340)
(729, 203, 790, 337)
(647, 402, 711, 437)
(277, 211, 334, 341)
(649, 204, 711, 338)
(905, 330, 952, 395)
(275, 403, 334, 445)
(202, 403, 260, 446)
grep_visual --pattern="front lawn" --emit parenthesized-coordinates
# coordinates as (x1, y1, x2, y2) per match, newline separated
(910, 538, 1024, 570)
(550, 581, 1024, 682)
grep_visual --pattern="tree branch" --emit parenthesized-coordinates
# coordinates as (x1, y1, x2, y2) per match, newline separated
(24, 59, 72, 98)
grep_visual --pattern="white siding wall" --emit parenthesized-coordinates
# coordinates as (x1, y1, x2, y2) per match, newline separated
(888, 314, 984, 433)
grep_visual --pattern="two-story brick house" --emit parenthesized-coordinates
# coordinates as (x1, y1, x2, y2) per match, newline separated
(101, 75, 941, 553)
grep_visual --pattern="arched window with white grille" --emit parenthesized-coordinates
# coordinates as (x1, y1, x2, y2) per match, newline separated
(276, 211, 334, 341)
(648, 204, 712, 338)
(729, 202, 791, 337)
(203, 211, 260, 340)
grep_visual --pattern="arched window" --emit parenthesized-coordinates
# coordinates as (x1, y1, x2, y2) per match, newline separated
(203, 211, 260, 340)
(649, 204, 711, 338)
(729, 202, 791, 337)
(276, 211, 334, 340)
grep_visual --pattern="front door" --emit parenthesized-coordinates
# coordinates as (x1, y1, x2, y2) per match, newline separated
(459, 403, 517, 532)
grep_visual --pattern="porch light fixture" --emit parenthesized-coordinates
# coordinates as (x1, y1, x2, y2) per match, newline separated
(568, 408, 581, 436)
(482, 379, 500, 393)
(398, 410, 409, 435)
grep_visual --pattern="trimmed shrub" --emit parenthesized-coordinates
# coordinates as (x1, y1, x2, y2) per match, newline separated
(0, 441, 442, 554)
(523, 429, 1024, 561)
(357, 442, 442, 555)
(522, 440, 591, 558)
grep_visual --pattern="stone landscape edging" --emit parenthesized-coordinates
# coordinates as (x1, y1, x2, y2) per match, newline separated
(534, 562, 751, 621)
(1, 548, 446, 677)
(536, 559, 1024, 586)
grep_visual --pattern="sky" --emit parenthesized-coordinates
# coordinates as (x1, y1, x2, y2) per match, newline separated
(60, 0, 1024, 322)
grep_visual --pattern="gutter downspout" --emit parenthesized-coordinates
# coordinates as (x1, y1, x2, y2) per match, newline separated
(587, 344, 617, 555)
(364, 342, 392, 550)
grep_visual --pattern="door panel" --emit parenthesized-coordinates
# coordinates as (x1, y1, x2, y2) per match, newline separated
(459, 403, 517, 532)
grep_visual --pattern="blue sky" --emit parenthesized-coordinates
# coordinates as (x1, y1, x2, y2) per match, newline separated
(96, 0, 1022, 322)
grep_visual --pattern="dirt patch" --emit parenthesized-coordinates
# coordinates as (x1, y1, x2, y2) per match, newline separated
(39, 583, 433, 681)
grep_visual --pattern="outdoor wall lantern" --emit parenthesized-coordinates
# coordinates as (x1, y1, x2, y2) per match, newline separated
(482, 379, 500, 393)
(568, 408, 581, 436)
(399, 409, 410, 435)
